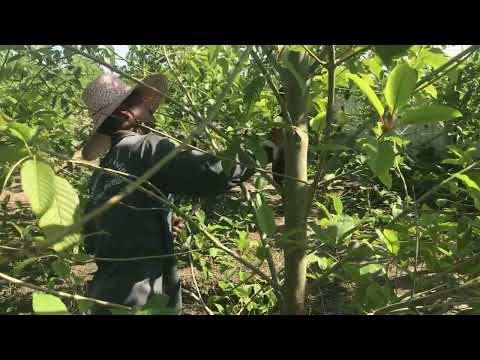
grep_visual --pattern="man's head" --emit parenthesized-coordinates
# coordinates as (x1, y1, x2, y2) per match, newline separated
(81, 73, 167, 160)
(97, 89, 155, 135)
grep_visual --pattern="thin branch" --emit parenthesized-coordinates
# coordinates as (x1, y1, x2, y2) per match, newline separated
(162, 45, 204, 121)
(372, 274, 480, 315)
(1, 49, 11, 73)
(251, 47, 294, 126)
(92, 249, 205, 263)
(414, 45, 480, 92)
(335, 45, 372, 67)
(302, 45, 327, 68)
(305, 45, 336, 217)
(139, 124, 309, 185)
(188, 254, 214, 315)
(0, 271, 132, 311)
(181, 288, 215, 315)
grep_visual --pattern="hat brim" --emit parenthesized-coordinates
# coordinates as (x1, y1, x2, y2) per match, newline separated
(81, 74, 168, 161)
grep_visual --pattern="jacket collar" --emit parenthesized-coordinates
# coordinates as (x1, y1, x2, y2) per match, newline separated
(111, 130, 138, 147)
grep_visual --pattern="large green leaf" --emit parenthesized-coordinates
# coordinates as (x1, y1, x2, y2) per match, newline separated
(361, 138, 395, 189)
(39, 176, 80, 252)
(348, 74, 384, 116)
(32, 292, 70, 315)
(20, 159, 56, 216)
(401, 105, 462, 126)
(373, 45, 413, 66)
(384, 63, 418, 113)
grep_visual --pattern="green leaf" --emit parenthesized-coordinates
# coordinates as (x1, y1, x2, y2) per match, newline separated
(194, 209, 206, 226)
(423, 84, 437, 98)
(13, 255, 51, 276)
(0, 114, 7, 131)
(361, 138, 395, 189)
(401, 105, 462, 126)
(0, 144, 29, 164)
(458, 225, 472, 252)
(413, 48, 449, 70)
(311, 215, 360, 246)
(317, 257, 329, 271)
(366, 56, 384, 79)
(32, 292, 70, 315)
(376, 228, 400, 254)
(248, 140, 269, 167)
(328, 193, 343, 216)
(40, 176, 80, 252)
(310, 112, 326, 133)
(51, 259, 70, 277)
(110, 308, 132, 315)
(76, 299, 93, 313)
(21, 159, 56, 216)
(384, 63, 418, 113)
(348, 74, 384, 116)
(244, 76, 265, 109)
(454, 173, 480, 192)
(366, 283, 389, 308)
(134, 294, 176, 315)
(238, 231, 250, 251)
(255, 202, 276, 237)
(373, 45, 413, 66)
(8, 122, 36, 144)
(359, 263, 384, 276)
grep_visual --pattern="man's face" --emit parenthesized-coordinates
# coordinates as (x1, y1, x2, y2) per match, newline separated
(113, 100, 152, 130)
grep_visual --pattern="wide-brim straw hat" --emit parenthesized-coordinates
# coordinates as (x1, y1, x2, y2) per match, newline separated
(81, 73, 168, 160)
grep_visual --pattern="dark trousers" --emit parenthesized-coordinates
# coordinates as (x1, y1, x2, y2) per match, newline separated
(86, 260, 182, 315)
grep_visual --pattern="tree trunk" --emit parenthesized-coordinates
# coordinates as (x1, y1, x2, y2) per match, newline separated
(283, 125, 309, 314)
(277, 49, 312, 314)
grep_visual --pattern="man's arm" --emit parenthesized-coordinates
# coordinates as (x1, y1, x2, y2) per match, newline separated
(142, 134, 255, 197)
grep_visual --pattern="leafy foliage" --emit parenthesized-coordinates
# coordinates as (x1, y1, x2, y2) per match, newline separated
(2, 44, 480, 316)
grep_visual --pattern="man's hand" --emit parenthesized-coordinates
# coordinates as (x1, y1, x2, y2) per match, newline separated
(172, 216, 186, 240)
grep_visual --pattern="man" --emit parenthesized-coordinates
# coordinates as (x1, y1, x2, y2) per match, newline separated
(81, 73, 259, 314)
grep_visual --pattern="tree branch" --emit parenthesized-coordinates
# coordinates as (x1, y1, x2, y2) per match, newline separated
(372, 274, 480, 315)
(251, 47, 294, 126)
(0, 271, 132, 312)
(305, 45, 336, 217)
(414, 45, 480, 92)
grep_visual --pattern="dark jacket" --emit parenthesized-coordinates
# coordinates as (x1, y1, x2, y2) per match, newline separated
(83, 130, 255, 260)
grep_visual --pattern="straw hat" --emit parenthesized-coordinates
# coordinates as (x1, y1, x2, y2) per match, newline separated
(81, 73, 168, 160)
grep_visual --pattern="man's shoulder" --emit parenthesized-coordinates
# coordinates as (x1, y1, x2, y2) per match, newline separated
(142, 132, 176, 150)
